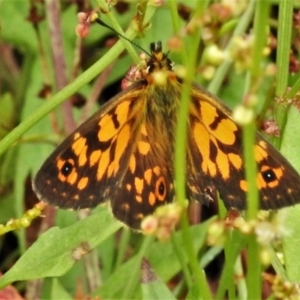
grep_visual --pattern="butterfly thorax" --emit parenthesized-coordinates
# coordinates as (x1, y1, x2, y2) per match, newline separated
(143, 42, 181, 116)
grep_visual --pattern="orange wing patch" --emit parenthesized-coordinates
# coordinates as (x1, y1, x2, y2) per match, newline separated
(98, 100, 130, 141)
(108, 124, 131, 176)
(200, 101, 237, 145)
(192, 99, 241, 180)
(77, 177, 89, 190)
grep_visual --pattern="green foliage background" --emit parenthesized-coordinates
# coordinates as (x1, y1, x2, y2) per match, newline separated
(1, 0, 300, 299)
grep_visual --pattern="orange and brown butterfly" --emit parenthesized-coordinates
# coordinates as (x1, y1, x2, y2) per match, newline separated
(33, 40, 300, 230)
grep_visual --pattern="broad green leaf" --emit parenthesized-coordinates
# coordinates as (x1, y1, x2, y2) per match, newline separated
(0, 207, 121, 289)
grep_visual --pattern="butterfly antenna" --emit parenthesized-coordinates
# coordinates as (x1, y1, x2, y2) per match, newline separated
(94, 17, 152, 57)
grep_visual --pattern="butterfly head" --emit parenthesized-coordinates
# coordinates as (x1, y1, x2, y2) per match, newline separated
(146, 41, 173, 74)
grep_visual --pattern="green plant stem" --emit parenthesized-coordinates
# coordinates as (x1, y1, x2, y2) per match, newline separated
(174, 0, 207, 212)
(171, 233, 193, 288)
(270, 246, 287, 281)
(168, 0, 188, 64)
(244, 2, 270, 297)
(276, 0, 293, 97)
(95, 0, 139, 62)
(286, 75, 300, 98)
(275, 0, 294, 147)
(114, 229, 131, 270)
(242, 2, 271, 299)
(216, 233, 237, 299)
(169, 0, 181, 34)
(235, 255, 247, 300)
(208, 0, 255, 94)
(180, 215, 212, 299)
(244, 121, 258, 220)
(246, 235, 261, 299)
(251, 1, 270, 77)
(172, 1, 212, 298)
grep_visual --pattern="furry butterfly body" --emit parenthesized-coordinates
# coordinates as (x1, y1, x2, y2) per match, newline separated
(33, 42, 300, 230)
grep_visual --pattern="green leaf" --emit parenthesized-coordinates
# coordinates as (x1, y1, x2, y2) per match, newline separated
(0, 207, 121, 288)
(280, 105, 300, 282)
(0, 1, 36, 51)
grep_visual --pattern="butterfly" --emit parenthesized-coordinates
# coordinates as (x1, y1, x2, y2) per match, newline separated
(33, 41, 300, 230)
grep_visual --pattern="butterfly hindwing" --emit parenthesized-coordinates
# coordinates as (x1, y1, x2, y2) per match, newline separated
(111, 145, 174, 229)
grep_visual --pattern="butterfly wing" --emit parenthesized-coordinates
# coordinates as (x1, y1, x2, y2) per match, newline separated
(110, 92, 177, 228)
(111, 137, 174, 229)
(187, 84, 300, 210)
(33, 82, 174, 229)
(33, 83, 145, 210)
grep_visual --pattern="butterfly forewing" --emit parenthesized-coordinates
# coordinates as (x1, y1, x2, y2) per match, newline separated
(33, 83, 147, 210)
